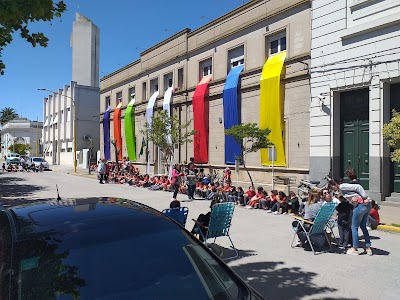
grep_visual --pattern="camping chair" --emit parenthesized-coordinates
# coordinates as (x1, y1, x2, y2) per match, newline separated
(162, 207, 189, 227)
(192, 202, 238, 260)
(291, 202, 337, 255)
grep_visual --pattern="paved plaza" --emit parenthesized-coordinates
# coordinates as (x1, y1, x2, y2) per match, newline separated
(1, 170, 400, 300)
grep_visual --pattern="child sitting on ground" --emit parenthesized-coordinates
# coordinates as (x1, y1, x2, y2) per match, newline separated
(245, 186, 265, 209)
(367, 200, 380, 230)
(236, 187, 244, 205)
(242, 186, 256, 206)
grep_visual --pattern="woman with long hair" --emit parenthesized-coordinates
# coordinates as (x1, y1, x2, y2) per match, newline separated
(330, 171, 372, 256)
(171, 164, 183, 201)
(292, 191, 322, 246)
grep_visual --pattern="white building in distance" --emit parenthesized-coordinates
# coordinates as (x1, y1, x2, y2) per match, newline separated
(1, 118, 43, 157)
(41, 13, 100, 168)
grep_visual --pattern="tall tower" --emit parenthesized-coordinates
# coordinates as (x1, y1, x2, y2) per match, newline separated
(71, 13, 100, 88)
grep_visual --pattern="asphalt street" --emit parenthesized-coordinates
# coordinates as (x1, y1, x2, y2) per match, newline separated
(1, 170, 399, 300)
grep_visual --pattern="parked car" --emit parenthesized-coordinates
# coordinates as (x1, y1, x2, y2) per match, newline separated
(26, 157, 49, 170)
(5, 152, 20, 164)
(0, 198, 264, 300)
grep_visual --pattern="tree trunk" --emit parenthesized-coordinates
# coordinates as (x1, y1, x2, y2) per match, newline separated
(242, 157, 254, 189)
(111, 141, 119, 172)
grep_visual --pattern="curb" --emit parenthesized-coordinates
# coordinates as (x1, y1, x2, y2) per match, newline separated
(376, 224, 400, 234)
(67, 172, 97, 179)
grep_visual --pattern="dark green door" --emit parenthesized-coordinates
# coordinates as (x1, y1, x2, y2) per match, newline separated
(391, 83, 400, 192)
(341, 89, 369, 189)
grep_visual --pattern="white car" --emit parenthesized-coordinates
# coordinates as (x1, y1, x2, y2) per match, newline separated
(26, 157, 50, 170)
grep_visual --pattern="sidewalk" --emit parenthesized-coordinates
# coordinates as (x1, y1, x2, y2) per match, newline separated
(50, 165, 97, 179)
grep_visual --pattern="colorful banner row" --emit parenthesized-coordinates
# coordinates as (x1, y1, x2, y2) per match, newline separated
(103, 51, 286, 167)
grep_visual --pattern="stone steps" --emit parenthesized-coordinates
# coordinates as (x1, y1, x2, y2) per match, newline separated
(382, 194, 400, 208)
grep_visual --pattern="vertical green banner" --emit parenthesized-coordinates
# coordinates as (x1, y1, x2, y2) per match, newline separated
(124, 99, 136, 161)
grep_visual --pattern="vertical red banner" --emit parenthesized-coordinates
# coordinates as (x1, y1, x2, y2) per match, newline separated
(192, 76, 212, 164)
(114, 103, 123, 161)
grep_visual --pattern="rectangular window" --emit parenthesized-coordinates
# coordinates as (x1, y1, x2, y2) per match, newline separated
(116, 91, 122, 106)
(105, 96, 111, 109)
(228, 45, 245, 72)
(267, 31, 287, 56)
(178, 68, 184, 90)
(67, 108, 71, 122)
(60, 110, 64, 123)
(164, 73, 173, 91)
(199, 58, 212, 80)
(150, 78, 159, 94)
(142, 81, 147, 100)
(129, 86, 136, 101)
(67, 147, 73, 152)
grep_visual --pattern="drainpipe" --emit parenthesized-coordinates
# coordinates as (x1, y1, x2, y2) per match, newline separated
(185, 32, 189, 164)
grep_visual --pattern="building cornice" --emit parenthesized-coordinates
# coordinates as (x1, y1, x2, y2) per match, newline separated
(140, 28, 191, 56)
(100, 0, 311, 91)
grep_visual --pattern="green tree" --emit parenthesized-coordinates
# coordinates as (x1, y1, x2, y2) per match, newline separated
(140, 110, 196, 174)
(0, 107, 18, 125)
(9, 143, 31, 155)
(383, 110, 400, 162)
(225, 123, 273, 188)
(0, 0, 67, 75)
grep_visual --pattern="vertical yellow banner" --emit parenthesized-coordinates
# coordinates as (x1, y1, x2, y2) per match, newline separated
(259, 51, 286, 166)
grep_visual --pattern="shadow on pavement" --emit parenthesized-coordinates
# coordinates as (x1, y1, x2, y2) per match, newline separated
(0, 173, 44, 202)
(209, 245, 257, 261)
(232, 261, 345, 300)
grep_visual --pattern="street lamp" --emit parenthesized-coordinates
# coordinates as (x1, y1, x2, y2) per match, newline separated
(38, 88, 77, 173)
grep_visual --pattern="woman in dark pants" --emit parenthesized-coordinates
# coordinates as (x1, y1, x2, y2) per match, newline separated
(171, 164, 183, 200)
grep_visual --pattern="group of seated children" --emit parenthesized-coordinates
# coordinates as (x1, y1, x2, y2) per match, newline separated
(243, 188, 300, 215)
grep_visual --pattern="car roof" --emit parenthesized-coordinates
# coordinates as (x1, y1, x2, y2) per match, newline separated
(6, 198, 176, 241)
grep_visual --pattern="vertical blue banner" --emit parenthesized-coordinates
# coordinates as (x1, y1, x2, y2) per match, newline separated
(223, 65, 244, 165)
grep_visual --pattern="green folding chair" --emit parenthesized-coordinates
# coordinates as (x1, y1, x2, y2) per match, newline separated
(291, 202, 336, 255)
(193, 202, 237, 260)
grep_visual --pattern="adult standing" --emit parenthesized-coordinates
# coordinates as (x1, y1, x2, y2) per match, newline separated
(186, 167, 197, 200)
(171, 164, 183, 201)
(330, 170, 372, 256)
(188, 157, 196, 171)
(97, 158, 106, 184)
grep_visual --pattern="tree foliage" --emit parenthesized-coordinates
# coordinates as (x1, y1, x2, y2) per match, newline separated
(141, 110, 196, 173)
(383, 110, 400, 162)
(0, 107, 18, 125)
(225, 123, 273, 156)
(0, 0, 67, 75)
(9, 143, 31, 155)
(225, 123, 272, 188)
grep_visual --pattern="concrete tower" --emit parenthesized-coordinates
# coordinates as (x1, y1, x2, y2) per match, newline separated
(71, 13, 100, 88)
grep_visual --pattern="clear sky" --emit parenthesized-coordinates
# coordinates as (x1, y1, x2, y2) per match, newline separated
(0, 0, 249, 122)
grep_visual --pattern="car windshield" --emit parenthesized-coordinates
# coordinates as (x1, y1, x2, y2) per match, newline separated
(32, 158, 44, 162)
(14, 209, 249, 300)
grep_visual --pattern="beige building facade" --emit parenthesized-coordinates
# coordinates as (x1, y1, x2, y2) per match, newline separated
(100, 0, 311, 189)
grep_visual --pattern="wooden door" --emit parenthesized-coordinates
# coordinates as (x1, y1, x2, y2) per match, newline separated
(341, 89, 369, 189)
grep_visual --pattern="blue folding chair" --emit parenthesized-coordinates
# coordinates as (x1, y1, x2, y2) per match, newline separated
(162, 207, 189, 227)
(193, 202, 237, 260)
(291, 202, 336, 255)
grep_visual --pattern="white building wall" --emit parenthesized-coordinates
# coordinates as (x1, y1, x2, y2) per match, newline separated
(42, 81, 99, 167)
(310, 0, 400, 200)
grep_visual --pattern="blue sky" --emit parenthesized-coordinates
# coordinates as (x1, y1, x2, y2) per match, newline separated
(0, 0, 249, 122)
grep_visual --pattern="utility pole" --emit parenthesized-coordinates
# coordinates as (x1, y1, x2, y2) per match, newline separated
(36, 117, 39, 156)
